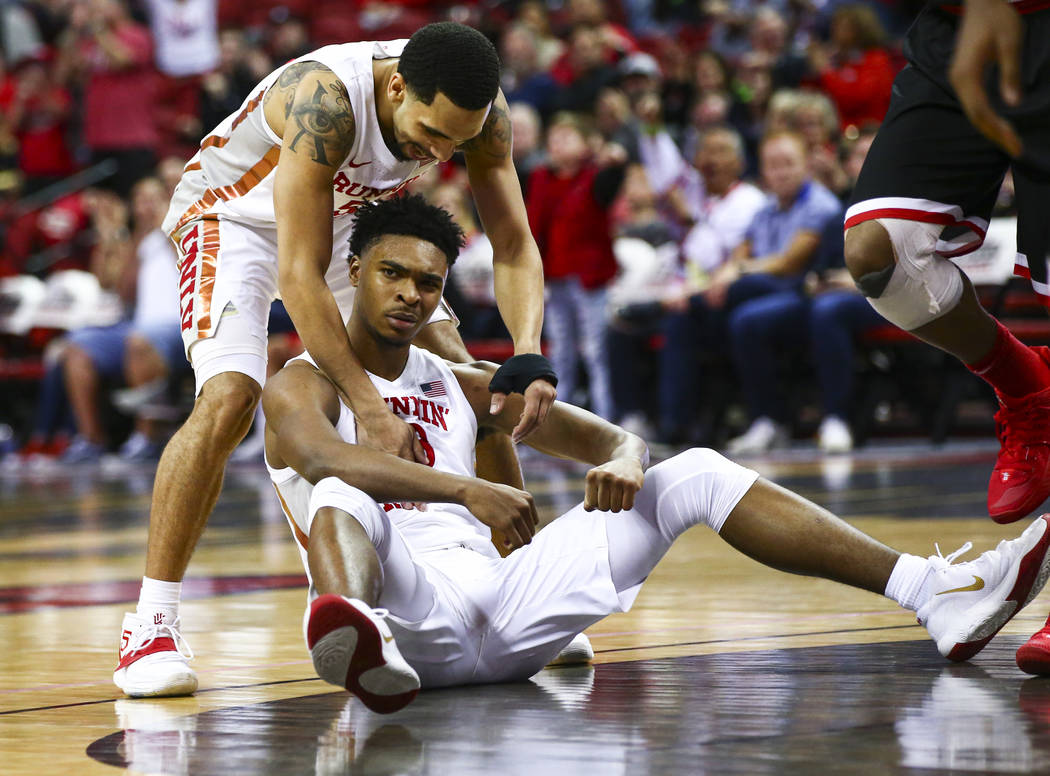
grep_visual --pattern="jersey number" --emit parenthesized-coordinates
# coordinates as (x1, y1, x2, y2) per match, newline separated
(410, 423, 435, 467)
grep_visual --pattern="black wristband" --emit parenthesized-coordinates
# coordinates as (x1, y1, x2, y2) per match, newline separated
(488, 353, 558, 395)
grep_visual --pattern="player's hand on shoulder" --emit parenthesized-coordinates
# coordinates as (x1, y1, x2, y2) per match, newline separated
(584, 458, 645, 513)
(356, 410, 429, 464)
(463, 479, 539, 551)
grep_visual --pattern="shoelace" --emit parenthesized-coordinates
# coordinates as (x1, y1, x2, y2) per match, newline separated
(928, 541, 974, 570)
(126, 618, 195, 660)
(996, 400, 1050, 461)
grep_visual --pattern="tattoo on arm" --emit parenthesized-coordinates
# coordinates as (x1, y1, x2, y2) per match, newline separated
(463, 102, 512, 160)
(265, 62, 356, 167)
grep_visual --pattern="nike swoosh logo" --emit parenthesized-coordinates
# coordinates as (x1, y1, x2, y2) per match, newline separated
(935, 575, 985, 595)
(383, 635, 395, 643)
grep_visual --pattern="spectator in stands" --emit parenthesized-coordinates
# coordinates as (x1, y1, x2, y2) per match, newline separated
(57, 0, 158, 197)
(718, 130, 849, 453)
(606, 165, 681, 437)
(0, 51, 75, 194)
(508, 102, 544, 197)
(500, 23, 558, 118)
(433, 181, 504, 342)
(527, 113, 627, 420)
(551, 24, 620, 114)
(514, 0, 565, 71)
(3, 188, 93, 277)
(677, 127, 768, 296)
(714, 126, 883, 454)
(198, 29, 261, 133)
(794, 90, 850, 196)
(648, 127, 766, 444)
(806, 3, 895, 131)
(144, 0, 221, 160)
(749, 7, 807, 90)
(143, 0, 219, 78)
(61, 178, 185, 462)
(563, 0, 639, 59)
(1, 2, 45, 67)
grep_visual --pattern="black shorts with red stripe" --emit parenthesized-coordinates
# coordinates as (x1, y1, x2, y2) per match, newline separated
(848, 6, 1050, 296)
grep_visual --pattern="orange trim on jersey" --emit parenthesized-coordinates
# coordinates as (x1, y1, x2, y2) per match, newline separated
(273, 482, 310, 552)
(184, 160, 202, 173)
(195, 219, 221, 337)
(173, 144, 282, 231)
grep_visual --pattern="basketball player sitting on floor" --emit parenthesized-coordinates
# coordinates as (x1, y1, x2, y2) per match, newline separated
(262, 194, 1050, 714)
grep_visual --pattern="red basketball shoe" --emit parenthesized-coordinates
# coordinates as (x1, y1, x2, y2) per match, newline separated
(307, 594, 420, 714)
(988, 376, 1050, 524)
(1017, 614, 1050, 674)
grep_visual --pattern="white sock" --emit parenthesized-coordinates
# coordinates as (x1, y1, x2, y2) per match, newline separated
(136, 577, 182, 625)
(884, 553, 935, 611)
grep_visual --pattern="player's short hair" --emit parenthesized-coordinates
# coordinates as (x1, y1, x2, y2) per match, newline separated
(348, 194, 465, 266)
(398, 22, 501, 111)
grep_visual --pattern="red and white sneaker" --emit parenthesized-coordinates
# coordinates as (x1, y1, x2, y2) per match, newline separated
(988, 364, 1050, 524)
(918, 514, 1050, 661)
(1016, 614, 1050, 674)
(113, 613, 197, 697)
(307, 595, 420, 714)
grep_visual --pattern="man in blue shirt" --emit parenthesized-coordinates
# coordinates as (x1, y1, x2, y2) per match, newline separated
(658, 130, 840, 446)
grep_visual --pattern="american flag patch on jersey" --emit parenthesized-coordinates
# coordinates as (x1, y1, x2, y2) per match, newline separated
(420, 380, 447, 398)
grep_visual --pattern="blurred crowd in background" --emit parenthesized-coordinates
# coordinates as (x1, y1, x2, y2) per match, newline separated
(2, 0, 1002, 469)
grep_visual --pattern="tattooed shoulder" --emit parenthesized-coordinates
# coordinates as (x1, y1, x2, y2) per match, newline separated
(462, 101, 512, 161)
(283, 71, 356, 168)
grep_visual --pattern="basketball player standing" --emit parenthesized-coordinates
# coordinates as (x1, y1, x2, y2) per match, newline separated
(113, 23, 558, 697)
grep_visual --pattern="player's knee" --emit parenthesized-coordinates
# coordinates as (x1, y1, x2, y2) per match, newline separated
(192, 372, 261, 442)
(308, 477, 389, 552)
(848, 218, 963, 330)
(844, 220, 894, 283)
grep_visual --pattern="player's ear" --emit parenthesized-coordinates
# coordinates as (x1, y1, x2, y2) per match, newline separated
(388, 72, 407, 106)
(348, 255, 362, 287)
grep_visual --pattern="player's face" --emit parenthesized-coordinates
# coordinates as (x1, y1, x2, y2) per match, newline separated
(760, 135, 808, 201)
(389, 76, 489, 164)
(350, 235, 448, 346)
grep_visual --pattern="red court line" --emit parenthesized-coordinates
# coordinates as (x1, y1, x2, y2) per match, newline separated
(0, 574, 308, 614)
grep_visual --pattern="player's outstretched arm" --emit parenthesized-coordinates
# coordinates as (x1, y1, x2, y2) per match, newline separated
(463, 91, 557, 442)
(453, 361, 649, 513)
(263, 362, 539, 549)
(267, 64, 424, 465)
(949, 0, 1024, 157)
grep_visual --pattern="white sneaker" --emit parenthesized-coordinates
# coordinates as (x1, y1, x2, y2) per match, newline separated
(818, 416, 853, 454)
(307, 594, 420, 714)
(918, 514, 1050, 661)
(113, 613, 198, 697)
(546, 632, 595, 667)
(726, 417, 789, 455)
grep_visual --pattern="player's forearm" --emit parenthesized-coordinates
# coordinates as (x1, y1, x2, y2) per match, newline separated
(308, 439, 475, 505)
(525, 401, 648, 468)
(491, 241, 545, 354)
(278, 271, 387, 419)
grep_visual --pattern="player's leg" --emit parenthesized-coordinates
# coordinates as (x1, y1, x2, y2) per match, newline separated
(843, 60, 1050, 524)
(302, 479, 433, 712)
(114, 219, 275, 697)
(603, 449, 1050, 662)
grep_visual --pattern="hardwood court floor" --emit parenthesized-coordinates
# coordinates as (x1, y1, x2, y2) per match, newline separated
(4, 440, 1050, 775)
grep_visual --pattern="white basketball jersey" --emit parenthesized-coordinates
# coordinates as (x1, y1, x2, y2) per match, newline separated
(266, 347, 496, 556)
(163, 40, 438, 286)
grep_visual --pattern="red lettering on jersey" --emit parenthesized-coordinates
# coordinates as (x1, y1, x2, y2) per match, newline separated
(430, 402, 448, 431)
(387, 396, 411, 416)
(333, 171, 351, 194)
